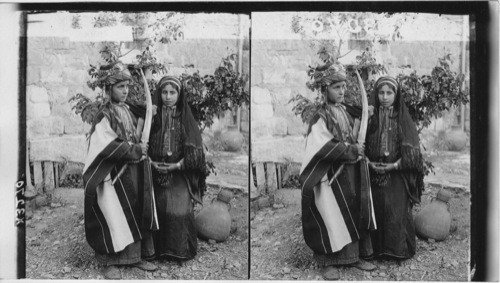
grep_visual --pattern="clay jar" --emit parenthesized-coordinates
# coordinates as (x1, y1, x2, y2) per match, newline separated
(220, 129, 245, 152)
(445, 125, 467, 151)
(414, 189, 452, 241)
(195, 189, 233, 242)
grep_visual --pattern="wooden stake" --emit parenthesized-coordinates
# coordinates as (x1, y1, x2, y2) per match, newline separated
(43, 162, 55, 193)
(255, 162, 266, 195)
(266, 162, 278, 194)
(33, 162, 43, 194)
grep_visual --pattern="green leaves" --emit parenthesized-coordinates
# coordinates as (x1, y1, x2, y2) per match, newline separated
(182, 54, 249, 131)
(68, 93, 106, 125)
(289, 93, 321, 125)
(398, 54, 468, 132)
(70, 48, 249, 135)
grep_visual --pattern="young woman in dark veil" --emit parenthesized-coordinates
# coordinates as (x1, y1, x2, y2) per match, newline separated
(365, 76, 425, 260)
(148, 76, 208, 261)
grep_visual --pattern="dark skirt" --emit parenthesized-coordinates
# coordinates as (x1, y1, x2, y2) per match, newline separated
(310, 162, 373, 266)
(370, 172, 416, 259)
(95, 163, 155, 265)
(153, 172, 197, 260)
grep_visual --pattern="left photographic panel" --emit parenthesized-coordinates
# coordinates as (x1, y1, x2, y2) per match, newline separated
(25, 10, 249, 280)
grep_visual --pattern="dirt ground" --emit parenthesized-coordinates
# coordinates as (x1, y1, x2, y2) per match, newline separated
(26, 151, 249, 280)
(250, 150, 470, 281)
(25, 148, 470, 280)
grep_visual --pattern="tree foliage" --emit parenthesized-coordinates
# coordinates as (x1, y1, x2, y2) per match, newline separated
(70, 44, 248, 133)
(290, 13, 468, 132)
(290, 12, 413, 59)
(290, 50, 468, 133)
(181, 54, 249, 131)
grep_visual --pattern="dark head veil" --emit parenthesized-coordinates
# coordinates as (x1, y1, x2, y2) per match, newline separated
(150, 76, 208, 202)
(366, 76, 425, 203)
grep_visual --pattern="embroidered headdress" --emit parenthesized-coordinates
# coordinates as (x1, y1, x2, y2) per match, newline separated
(306, 62, 347, 92)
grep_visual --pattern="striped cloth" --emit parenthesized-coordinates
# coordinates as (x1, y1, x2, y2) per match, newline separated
(83, 111, 158, 254)
(300, 112, 376, 254)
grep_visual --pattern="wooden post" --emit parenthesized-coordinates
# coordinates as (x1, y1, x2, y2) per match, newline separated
(25, 148, 36, 198)
(266, 162, 278, 194)
(250, 165, 260, 200)
(276, 163, 282, 190)
(255, 162, 266, 195)
(43, 162, 55, 193)
(53, 162, 59, 189)
(33, 161, 43, 194)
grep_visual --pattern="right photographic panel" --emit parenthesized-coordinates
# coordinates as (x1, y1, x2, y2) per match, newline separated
(250, 12, 470, 281)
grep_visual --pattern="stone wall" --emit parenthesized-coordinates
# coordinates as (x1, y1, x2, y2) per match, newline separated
(251, 39, 316, 163)
(27, 36, 99, 163)
(27, 13, 248, 164)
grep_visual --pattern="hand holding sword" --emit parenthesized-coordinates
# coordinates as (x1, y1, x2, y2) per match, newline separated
(112, 67, 153, 185)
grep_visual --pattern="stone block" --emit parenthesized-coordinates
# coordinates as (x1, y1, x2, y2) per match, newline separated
(33, 102, 51, 118)
(26, 66, 41, 85)
(251, 50, 272, 68)
(28, 50, 45, 66)
(251, 119, 272, 139)
(49, 85, 70, 100)
(290, 53, 314, 69)
(287, 118, 307, 136)
(252, 136, 305, 163)
(67, 54, 89, 69)
(44, 53, 66, 70)
(26, 101, 34, 121)
(268, 54, 288, 69)
(51, 99, 72, 117)
(252, 104, 274, 120)
(63, 68, 88, 87)
(29, 135, 87, 163)
(262, 68, 285, 85)
(251, 87, 272, 105)
(40, 67, 63, 84)
(273, 103, 294, 119)
(48, 36, 70, 50)
(271, 87, 293, 106)
(272, 117, 288, 136)
(285, 69, 309, 87)
(27, 116, 65, 136)
(251, 67, 263, 85)
(64, 116, 85, 135)
(28, 85, 49, 103)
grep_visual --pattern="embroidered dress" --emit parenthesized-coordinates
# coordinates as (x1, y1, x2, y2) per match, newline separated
(149, 76, 208, 260)
(366, 77, 425, 259)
